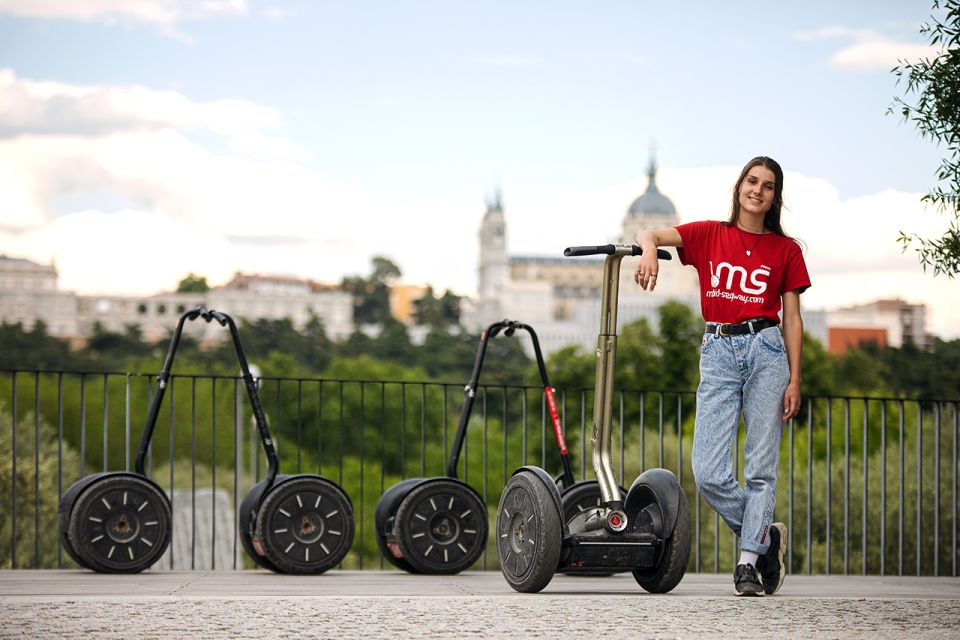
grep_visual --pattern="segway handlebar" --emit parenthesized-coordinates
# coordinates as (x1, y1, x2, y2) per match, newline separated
(564, 244, 672, 260)
(134, 306, 280, 486)
(446, 319, 576, 489)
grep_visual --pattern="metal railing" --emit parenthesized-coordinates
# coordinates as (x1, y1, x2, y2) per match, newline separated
(1, 369, 957, 575)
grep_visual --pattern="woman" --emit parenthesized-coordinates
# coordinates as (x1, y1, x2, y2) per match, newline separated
(633, 156, 809, 596)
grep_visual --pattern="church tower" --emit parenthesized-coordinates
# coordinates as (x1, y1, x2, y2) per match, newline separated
(477, 189, 507, 302)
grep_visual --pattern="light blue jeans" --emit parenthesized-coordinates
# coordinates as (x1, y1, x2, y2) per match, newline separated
(691, 326, 790, 555)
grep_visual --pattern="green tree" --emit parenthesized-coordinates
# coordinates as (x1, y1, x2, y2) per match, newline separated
(0, 320, 75, 370)
(176, 273, 210, 293)
(412, 286, 462, 326)
(340, 256, 401, 325)
(892, 0, 960, 276)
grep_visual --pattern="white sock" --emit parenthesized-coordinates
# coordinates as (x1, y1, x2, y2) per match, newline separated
(739, 551, 759, 567)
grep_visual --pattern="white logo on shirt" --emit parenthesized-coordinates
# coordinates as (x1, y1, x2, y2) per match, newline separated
(709, 261, 770, 295)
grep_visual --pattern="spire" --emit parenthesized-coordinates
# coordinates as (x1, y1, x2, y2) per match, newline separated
(486, 186, 503, 212)
(647, 141, 658, 189)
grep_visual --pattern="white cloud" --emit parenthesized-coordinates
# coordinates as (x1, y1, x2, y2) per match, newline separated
(0, 0, 247, 26)
(794, 25, 937, 72)
(0, 70, 956, 339)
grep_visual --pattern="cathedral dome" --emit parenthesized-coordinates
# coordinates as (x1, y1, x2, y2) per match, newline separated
(627, 159, 676, 217)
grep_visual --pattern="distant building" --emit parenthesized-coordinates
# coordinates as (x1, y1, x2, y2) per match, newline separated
(827, 298, 931, 354)
(465, 157, 701, 355)
(0, 255, 78, 338)
(0, 257, 353, 347)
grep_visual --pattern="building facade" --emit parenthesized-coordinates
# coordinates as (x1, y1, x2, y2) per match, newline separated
(467, 159, 701, 356)
(0, 258, 353, 346)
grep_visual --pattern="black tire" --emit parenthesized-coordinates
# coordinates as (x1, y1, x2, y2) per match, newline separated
(239, 479, 282, 572)
(66, 475, 171, 573)
(393, 479, 487, 575)
(255, 475, 355, 574)
(374, 479, 424, 573)
(632, 486, 691, 593)
(496, 470, 562, 593)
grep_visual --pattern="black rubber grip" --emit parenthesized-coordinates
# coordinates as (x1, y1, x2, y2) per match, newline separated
(564, 245, 673, 260)
(564, 245, 615, 256)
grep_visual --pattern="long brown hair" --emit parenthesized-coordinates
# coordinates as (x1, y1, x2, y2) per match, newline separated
(726, 156, 788, 237)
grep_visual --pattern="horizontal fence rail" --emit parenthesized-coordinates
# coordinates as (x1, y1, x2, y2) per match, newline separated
(1, 369, 957, 576)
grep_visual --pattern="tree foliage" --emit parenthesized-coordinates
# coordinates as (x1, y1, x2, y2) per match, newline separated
(176, 273, 210, 293)
(892, 0, 960, 276)
(340, 256, 402, 325)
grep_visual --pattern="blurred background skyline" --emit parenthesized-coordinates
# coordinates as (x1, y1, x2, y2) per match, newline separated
(0, 0, 956, 336)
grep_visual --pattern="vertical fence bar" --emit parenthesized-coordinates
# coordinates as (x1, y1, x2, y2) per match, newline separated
(579, 390, 585, 480)
(658, 393, 664, 469)
(640, 391, 645, 473)
(881, 401, 887, 576)
(950, 402, 960, 578)
(540, 392, 546, 470)
(843, 398, 849, 576)
(443, 385, 448, 465)
(520, 387, 528, 467)
(211, 378, 217, 569)
(899, 399, 904, 576)
(482, 388, 488, 570)
(917, 402, 922, 576)
(676, 394, 682, 483)
(359, 383, 365, 570)
(419, 385, 425, 478)
(57, 373, 64, 568)
(826, 397, 832, 576)
(102, 374, 109, 473)
(11, 373, 16, 569)
(788, 414, 794, 574)
(169, 378, 175, 570)
(619, 392, 625, 486)
(806, 397, 812, 576)
(318, 381, 324, 477)
(33, 373, 40, 567)
(934, 403, 941, 576)
(862, 398, 868, 576)
(76, 374, 85, 479)
(522, 389, 528, 468)
(340, 383, 346, 485)
(234, 378, 240, 570)
(399, 383, 404, 480)
(125, 374, 131, 472)
(502, 387, 508, 486)
(296, 380, 303, 474)
(191, 377, 197, 570)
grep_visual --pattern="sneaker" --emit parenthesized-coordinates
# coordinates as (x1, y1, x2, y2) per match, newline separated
(733, 563, 764, 597)
(756, 522, 787, 595)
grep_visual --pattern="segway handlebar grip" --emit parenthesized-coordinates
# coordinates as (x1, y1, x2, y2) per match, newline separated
(630, 246, 673, 261)
(564, 244, 616, 257)
(564, 244, 672, 260)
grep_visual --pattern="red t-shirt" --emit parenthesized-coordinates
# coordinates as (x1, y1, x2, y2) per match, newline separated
(675, 220, 811, 324)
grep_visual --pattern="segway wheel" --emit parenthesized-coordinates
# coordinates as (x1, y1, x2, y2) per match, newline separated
(255, 476, 355, 574)
(239, 479, 282, 572)
(632, 486, 691, 593)
(374, 478, 425, 573)
(496, 470, 562, 593)
(393, 479, 487, 575)
(66, 475, 172, 573)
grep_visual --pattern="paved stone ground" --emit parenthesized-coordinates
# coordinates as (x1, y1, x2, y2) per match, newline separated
(1, 571, 958, 639)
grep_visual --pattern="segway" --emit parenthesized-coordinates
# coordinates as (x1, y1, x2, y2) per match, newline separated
(496, 245, 692, 593)
(375, 319, 609, 574)
(59, 307, 355, 574)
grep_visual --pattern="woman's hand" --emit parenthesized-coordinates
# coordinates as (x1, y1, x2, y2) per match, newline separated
(634, 252, 660, 291)
(782, 380, 800, 421)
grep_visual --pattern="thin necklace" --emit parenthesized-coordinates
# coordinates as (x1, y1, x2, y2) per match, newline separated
(736, 224, 765, 256)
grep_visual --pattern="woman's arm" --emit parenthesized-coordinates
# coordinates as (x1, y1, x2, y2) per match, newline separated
(634, 228, 683, 291)
(781, 290, 803, 420)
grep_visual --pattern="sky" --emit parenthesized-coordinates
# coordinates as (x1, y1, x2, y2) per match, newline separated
(0, 0, 957, 337)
